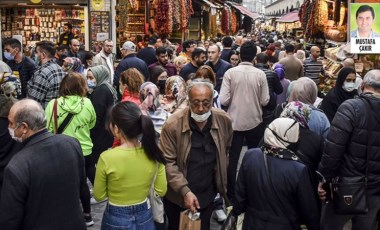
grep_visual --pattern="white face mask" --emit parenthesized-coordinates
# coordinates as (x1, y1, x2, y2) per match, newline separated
(8, 127, 23, 142)
(190, 110, 211, 123)
(343, 82, 355, 92)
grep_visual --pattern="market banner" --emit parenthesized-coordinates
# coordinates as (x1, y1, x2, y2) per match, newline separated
(350, 3, 380, 54)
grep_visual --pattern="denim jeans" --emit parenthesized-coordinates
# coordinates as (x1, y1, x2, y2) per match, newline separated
(101, 201, 155, 230)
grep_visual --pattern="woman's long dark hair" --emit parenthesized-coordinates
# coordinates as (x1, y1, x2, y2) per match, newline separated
(109, 101, 166, 164)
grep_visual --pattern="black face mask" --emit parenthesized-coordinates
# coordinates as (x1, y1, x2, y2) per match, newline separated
(158, 80, 166, 94)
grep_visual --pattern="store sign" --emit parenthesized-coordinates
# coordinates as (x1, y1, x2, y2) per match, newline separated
(96, 32, 109, 41)
(91, 0, 105, 11)
(350, 3, 380, 54)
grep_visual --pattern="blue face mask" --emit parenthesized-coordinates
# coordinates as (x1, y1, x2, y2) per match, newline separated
(4, 51, 14, 61)
(87, 79, 96, 89)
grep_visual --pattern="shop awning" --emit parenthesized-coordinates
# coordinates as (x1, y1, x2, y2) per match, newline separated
(229, 3, 260, 20)
(202, 0, 222, 9)
(276, 11, 299, 23)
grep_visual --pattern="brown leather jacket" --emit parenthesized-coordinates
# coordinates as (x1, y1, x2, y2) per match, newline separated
(160, 107, 233, 207)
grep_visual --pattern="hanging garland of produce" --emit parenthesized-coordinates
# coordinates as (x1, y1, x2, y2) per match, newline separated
(172, 0, 181, 31)
(222, 6, 231, 34)
(181, 0, 194, 30)
(155, 0, 168, 34)
(231, 10, 237, 34)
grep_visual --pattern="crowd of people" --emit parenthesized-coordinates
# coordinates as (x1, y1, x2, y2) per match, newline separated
(0, 25, 380, 230)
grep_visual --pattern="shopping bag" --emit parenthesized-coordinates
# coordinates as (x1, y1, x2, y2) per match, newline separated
(179, 210, 201, 230)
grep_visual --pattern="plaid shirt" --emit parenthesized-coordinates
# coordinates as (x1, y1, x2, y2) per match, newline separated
(27, 59, 65, 108)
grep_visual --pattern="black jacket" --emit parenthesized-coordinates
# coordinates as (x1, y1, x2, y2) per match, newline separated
(255, 63, 283, 111)
(137, 46, 157, 67)
(89, 84, 115, 163)
(0, 130, 86, 230)
(234, 148, 320, 230)
(0, 118, 22, 199)
(115, 53, 150, 84)
(319, 93, 380, 195)
(6, 55, 37, 99)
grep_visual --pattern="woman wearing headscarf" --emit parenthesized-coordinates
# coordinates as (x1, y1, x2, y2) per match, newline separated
(233, 117, 320, 230)
(87, 65, 118, 165)
(273, 63, 290, 105)
(160, 75, 187, 114)
(286, 77, 330, 139)
(62, 57, 84, 74)
(320, 67, 358, 123)
(139, 82, 170, 135)
(280, 101, 324, 199)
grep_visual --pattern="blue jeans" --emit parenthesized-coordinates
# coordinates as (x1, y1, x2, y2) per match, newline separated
(101, 201, 155, 230)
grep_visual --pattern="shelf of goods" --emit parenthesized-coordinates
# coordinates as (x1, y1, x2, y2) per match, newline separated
(1, 7, 85, 47)
(115, 0, 146, 49)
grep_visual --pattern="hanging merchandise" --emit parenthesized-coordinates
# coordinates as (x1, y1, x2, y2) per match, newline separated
(231, 11, 237, 34)
(156, 0, 169, 34)
(222, 6, 231, 34)
(181, 0, 194, 30)
(172, 0, 181, 31)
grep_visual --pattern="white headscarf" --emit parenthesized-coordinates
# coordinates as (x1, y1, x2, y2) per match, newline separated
(264, 117, 300, 149)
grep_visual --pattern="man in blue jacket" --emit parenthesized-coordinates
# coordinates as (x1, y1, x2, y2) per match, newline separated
(115, 41, 150, 90)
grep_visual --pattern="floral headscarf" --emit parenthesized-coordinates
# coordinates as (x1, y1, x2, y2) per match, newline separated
(63, 57, 84, 74)
(139, 82, 160, 113)
(280, 101, 311, 129)
(161, 76, 187, 113)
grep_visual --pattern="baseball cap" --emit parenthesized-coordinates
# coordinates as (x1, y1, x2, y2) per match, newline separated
(121, 41, 136, 52)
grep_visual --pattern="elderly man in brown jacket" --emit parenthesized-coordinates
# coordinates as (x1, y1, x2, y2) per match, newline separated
(160, 80, 233, 230)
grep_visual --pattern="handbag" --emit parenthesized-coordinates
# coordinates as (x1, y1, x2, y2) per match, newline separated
(148, 162, 164, 223)
(332, 176, 368, 214)
(331, 97, 375, 215)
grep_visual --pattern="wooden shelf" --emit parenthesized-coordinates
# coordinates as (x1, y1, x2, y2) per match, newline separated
(127, 23, 144, 25)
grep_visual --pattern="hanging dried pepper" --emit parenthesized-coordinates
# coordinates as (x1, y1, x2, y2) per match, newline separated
(172, 0, 181, 31)
(222, 6, 230, 34)
(155, 0, 169, 34)
(231, 11, 237, 34)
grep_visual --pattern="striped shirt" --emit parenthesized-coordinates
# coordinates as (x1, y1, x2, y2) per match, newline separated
(27, 59, 65, 108)
(303, 57, 324, 84)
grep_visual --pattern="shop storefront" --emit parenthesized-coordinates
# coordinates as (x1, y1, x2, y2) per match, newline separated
(227, 1, 260, 34)
(0, 0, 89, 53)
(276, 10, 301, 34)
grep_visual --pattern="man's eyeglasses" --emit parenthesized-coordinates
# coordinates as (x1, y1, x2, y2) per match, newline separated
(190, 100, 211, 108)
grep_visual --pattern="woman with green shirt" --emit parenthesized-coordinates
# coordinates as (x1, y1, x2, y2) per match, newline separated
(94, 101, 167, 230)
(45, 72, 96, 227)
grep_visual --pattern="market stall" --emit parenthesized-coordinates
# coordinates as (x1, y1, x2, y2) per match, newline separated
(276, 10, 301, 33)
(0, 1, 89, 50)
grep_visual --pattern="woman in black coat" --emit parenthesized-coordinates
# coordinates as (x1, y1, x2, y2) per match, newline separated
(320, 67, 358, 122)
(87, 65, 118, 164)
(234, 117, 320, 230)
